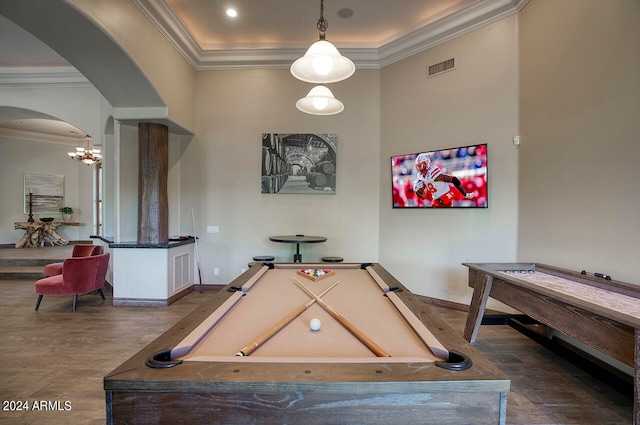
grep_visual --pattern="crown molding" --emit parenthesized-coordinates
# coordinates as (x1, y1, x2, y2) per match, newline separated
(131, 0, 201, 68)
(0, 126, 82, 145)
(378, 0, 530, 67)
(132, 0, 529, 71)
(0, 66, 90, 87)
(193, 47, 382, 71)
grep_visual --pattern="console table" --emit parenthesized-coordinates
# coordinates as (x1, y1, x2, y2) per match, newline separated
(14, 221, 80, 248)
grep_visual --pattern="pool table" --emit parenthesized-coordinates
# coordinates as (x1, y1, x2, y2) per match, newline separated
(105, 263, 510, 425)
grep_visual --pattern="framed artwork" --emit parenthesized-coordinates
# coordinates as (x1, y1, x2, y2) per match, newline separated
(24, 173, 65, 213)
(261, 133, 337, 195)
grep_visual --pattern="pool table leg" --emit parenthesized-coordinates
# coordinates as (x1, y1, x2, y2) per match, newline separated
(635, 328, 639, 425)
(499, 391, 508, 425)
(464, 272, 493, 344)
(105, 390, 113, 425)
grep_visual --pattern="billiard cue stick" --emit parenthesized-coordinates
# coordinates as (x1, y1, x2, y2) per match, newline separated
(292, 277, 390, 357)
(191, 208, 204, 294)
(235, 280, 341, 357)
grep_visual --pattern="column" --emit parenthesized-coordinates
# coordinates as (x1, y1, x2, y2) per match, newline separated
(138, 122, 168, 244)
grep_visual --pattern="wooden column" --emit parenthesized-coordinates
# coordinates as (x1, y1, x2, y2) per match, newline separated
(138, 122, 168, 244)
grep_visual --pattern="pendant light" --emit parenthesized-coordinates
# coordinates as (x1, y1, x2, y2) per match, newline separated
(290, 0, 355, 84)
(295, 85, 344, 115)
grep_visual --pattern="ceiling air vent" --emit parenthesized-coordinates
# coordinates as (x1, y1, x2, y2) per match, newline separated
(427, 58, 455, 78)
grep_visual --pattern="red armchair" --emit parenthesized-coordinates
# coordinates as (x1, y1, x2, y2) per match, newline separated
(35, 252, 110, 312)
(43, 244, 103, 277)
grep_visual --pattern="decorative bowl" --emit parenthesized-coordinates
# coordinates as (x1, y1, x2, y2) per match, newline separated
(40, 217, 55, 222)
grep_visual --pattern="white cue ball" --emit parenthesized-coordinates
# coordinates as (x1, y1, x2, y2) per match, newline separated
(309, 318, 321, 331)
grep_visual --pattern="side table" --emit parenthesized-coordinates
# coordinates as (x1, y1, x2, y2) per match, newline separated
(15, 221, 80, 248)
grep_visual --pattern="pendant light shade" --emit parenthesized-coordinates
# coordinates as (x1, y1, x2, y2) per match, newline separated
(296, 85, 344, 115)
(290, 0, 355, 85)
(290, 40, 355, 84)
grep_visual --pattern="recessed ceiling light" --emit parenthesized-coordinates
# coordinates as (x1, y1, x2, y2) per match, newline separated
(226, 8, 238, 18)
(337, 8, 353, 19)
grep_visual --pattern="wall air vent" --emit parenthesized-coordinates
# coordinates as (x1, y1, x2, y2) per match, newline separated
(173, 253, 191, 291)
(427, 58, 455, 78)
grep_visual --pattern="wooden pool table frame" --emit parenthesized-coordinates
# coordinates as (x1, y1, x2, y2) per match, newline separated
(463, 262, 640, 425)
(105, 263, 510, 425)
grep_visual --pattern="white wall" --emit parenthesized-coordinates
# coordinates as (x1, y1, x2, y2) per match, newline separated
(0, 84, 113, 244)
(69, 0, 196, 132)
(379, 16, 520, 304)
(181, 69, 381, 283)
(113, 124, 139, 242)
(0, 134, 90, 243)
(517, 0, 640, 284)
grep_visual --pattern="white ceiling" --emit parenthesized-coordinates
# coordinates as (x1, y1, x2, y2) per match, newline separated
(0, 0, 527, 139)
(158, 0, 479, 49)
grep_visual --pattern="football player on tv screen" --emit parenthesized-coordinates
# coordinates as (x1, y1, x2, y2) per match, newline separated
(413, 153, 474, 207)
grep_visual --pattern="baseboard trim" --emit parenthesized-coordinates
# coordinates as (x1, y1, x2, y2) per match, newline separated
(112, 284, 225, 306)
(113, 286, 194, 307)
(113, 298, 171, 307)
(418, 295, 469, 312)
(201, 284, 226, 292)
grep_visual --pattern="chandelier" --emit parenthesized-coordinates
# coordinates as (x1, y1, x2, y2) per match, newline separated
(68, 135, 102, 165)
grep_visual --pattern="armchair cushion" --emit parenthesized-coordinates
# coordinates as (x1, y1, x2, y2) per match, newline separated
(34, 274, 67, 296)
(43, 244, 103, 277)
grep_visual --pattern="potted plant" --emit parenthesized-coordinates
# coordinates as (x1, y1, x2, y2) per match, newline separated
(59, 207, 74, 222)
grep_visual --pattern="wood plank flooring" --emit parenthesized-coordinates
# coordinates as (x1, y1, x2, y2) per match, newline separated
(0, 272, 633, 424)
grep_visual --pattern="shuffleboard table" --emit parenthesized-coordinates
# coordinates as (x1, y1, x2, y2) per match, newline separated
(105, 262, 510, 424)
(463, 262, 640, 424)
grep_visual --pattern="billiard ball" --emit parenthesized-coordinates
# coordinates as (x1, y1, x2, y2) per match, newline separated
(309, 318, 321, 331)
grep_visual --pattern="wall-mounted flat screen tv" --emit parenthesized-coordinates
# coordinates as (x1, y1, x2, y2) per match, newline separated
(391, 143, 488, 208)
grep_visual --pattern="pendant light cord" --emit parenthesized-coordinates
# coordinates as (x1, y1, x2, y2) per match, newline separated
(317, 0, 328, 40)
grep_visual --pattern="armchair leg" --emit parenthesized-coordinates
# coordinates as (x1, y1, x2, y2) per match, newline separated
(72, 295, 78, 312)
(35, 295, 43, 311)
(97, 288, 105, 300)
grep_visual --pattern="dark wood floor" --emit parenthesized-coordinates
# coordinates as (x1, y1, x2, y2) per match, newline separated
(0, 264, 633, 424)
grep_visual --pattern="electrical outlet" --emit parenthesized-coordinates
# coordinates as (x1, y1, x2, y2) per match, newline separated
(241, 268, 246, 274)
(214, 268, 219, 276)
